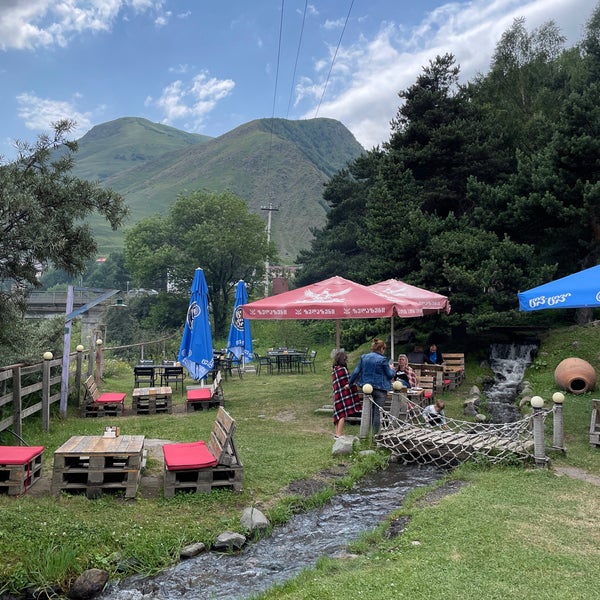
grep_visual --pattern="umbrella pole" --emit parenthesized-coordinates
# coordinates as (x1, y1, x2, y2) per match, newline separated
(336, 320, 341, 350)
(390, 315, 395, 362)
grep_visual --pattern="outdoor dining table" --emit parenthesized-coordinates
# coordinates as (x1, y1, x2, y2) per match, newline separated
(267, 350, 305, 374)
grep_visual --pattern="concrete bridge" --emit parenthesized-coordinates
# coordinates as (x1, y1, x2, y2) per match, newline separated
(26, 289, 120, 343)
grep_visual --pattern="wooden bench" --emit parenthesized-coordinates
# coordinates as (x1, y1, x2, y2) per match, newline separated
(0, 445, 45, 495)
(162, 406, 243, 497)
(442, 353, 465, 389)
(82, 375, 126, 417)
(590, 399, 600, 447)
(185, 371, 224, 412)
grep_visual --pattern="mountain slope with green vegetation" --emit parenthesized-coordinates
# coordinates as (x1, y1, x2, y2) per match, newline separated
(70, 116, 212, 181)
(72, 117, 364, 261)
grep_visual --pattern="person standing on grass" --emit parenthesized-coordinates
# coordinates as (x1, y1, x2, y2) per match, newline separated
(331, 351, 361, 438)
(347, 338, 396, 434)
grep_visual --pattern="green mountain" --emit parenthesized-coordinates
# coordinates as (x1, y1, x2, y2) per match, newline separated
(72, 117, 365, 262)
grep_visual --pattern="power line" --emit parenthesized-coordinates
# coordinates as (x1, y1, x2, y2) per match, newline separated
(314, 0, 355, 118)
(286, 0, 309, 118)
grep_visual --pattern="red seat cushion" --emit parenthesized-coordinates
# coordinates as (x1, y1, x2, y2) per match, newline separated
(96, 392, 126, 403)
(0, 446, 44, 465)
(162, 441, 218, 470)
(187, 389, 212, 401)
(424, 390, 433, 399)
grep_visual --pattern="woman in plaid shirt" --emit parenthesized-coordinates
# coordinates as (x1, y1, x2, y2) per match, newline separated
(332, 350, 361, 438)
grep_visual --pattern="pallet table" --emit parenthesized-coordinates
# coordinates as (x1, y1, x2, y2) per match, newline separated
(132, 386, 173, 415)
(51, 435, 145, 499)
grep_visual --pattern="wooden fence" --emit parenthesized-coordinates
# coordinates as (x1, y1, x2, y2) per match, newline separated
(0, 350, 85, 439)
(0, 334, 179, 440)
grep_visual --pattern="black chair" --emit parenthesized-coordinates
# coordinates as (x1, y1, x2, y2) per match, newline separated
(301, 350, 317, 373)
(134, 366, 155, 387)
(254, 352, 273, 375)
(160, 365, 185, 394)
(227, 351, 243, 379)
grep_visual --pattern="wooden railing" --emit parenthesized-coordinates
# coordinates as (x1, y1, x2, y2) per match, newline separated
(0, 351, 85, 438)
(0, 333, 179, 439)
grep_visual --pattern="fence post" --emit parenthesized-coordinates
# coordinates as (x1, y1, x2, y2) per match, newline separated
(530, 395, 548, 467)
(359, 394, 372, 439)
(12, 366, 23, 438)
(42, 352, 53, 433)
(552, 392, 565, 451)
(75, 345, 85, 407)
(390, 391, 401, 417)
(95, 339, 103, 386)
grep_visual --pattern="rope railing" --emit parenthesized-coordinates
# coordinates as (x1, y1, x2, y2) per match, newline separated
(361, 392, 555, 468)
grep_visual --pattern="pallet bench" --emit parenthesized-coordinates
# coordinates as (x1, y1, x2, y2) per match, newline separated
(162, 406, 243, 497)
(82, 375, 126, 417)
(185, 371, 224, 412)
(442, 353, 466, 389)
(590, 399, 600, 447)
(0, 446, 45, 495)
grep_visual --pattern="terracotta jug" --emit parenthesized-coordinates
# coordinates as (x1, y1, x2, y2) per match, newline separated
(554, 357, 596, 394)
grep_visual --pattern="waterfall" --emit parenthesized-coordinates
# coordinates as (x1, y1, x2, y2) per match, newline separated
(484, 343, 538, 423)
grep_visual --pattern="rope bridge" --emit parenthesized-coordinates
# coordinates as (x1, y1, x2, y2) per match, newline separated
(371, 395, 553, 468)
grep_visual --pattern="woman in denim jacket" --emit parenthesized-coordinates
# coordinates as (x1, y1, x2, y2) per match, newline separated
(348, 338, 395, 434)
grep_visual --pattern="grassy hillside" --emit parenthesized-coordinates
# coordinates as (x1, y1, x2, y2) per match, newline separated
(71, 116, 211, 181)
(73, 117, 364, 261)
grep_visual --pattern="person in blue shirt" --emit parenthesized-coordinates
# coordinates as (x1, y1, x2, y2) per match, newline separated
(347, 338, 396, 434)
(424, 343, 444, 365)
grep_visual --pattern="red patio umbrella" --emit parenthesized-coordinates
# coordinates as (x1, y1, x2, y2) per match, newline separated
(241, 276, 422, 350)
(368, 279, 451, 358)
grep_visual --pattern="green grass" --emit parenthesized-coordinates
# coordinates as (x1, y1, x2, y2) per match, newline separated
(1, 325, 599, 598)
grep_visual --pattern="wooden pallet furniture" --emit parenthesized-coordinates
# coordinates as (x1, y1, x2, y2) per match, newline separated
(185, 371, 224, 412)
(0, 446, 45, 495)
(82, 375, 126, 417)
(162, 406, 243, 498)
(132, 386, 173, 415)
(442, 354, 466, 389)
(51, 435, 145, 499)
(590, 399, 600, 447)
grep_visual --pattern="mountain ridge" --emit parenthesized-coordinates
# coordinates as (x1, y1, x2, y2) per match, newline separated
(71, 116, 364, 261)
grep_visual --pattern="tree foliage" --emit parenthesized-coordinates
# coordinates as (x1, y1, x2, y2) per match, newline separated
(124, 189, 275, 337)
(297, 7, 600, 340)
(0, 120, 129, 363)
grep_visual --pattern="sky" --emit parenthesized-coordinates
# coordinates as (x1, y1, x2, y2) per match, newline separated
(0, 0, 598, 160)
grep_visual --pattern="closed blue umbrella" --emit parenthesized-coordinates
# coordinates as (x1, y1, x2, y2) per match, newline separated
(226, 280, 253, 364)
(178, 268, 214, 381)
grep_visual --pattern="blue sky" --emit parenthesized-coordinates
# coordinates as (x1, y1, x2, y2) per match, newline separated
(0, 0, 597, 160)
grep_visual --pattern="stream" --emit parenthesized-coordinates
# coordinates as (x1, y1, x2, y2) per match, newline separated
(99, 462, 443, 600)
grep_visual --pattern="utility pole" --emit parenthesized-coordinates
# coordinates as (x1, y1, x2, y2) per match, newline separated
(260, 203, 279, 296)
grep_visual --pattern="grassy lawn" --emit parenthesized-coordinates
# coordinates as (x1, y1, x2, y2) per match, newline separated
(1, 325, 599, 598)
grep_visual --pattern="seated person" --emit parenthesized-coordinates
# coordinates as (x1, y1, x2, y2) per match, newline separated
(422, 400, 447, 426)
(424, 343, 444, 365)
(407, 344, 427, 364)
(394, 354, 418, 388)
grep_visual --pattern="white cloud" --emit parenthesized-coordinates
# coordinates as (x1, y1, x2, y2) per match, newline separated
(302, 0, 597, 149)
(0, 0, 164, 50)
(150, 71, 236, 132)
(16, 92, 92, 136)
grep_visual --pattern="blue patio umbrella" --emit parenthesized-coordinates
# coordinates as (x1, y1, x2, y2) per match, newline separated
(518, 265, 600, 311)
(178, 268, 214, 380)
(226, 280, 253, 364)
